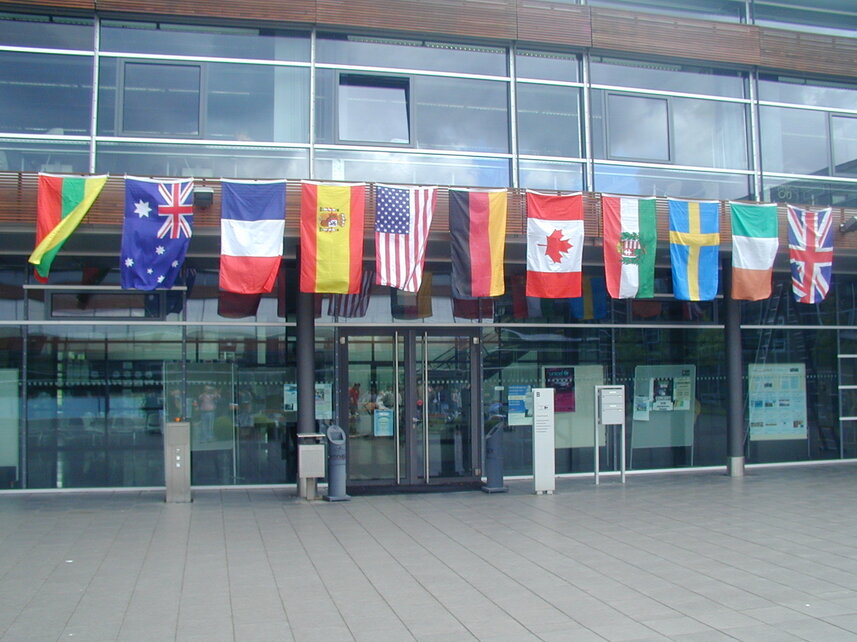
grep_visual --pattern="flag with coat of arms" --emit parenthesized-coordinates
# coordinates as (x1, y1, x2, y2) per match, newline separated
(121, 176, 194, 290)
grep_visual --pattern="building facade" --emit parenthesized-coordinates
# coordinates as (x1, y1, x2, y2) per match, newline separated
(0, 0, 856, 491)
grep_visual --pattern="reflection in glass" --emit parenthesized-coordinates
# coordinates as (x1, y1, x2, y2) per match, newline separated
(314, 149, 509, 187)
(764, 176, 857, 208)
(338, 76, 409, 144)
(832, 115, 857, 176)
(96, 142, 308, 179)
(413, 77, 509, 153)
(671, 98, 747, 169)
(760, 106, 828, 176)
(0, 139, 89, 174)
(519, 160, 584, 191)
(759, 75, 857, 111)
(595, 164, 751, 200)
(122, 62, 200, 136)
(607, 94, 669, 161)
(0, 13, 93, 50)
(101, 20, 309, 61)
(317, 33, 506, 76)
(516, 84, 580, 157)
(516, 50, 579, 82)
(0, 51, 92, 135)
(591, 56, 745, 98)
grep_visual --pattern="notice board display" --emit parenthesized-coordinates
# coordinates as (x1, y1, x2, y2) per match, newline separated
(748, 363, 807, 441)
(631, 365, 696, 454)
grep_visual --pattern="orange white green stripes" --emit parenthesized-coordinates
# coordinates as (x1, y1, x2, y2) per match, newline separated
(29, 173, 107, 282)
(730, 201, 778, 301)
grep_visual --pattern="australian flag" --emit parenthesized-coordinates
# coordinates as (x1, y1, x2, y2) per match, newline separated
(121, 177, 194, 290)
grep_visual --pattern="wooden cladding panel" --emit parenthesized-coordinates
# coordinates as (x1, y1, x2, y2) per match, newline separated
(590, 8, 760, 67)
(759, 27, 857, 78)
(317, 0, 516, 41)
(0, 0, 94, 9)
(93, 0, 316, 24)
(4, 174, 857, 255)
(515, 1, 591, 48)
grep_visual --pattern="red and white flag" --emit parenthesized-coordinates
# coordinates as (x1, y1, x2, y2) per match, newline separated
(526, 191, 584, 298)
(375, 184, 436, 293)
(787, 204, 833, 304)
(220, 179, 285, 294)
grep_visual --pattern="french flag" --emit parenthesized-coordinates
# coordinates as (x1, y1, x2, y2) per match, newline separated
(219, 179, 285, 294)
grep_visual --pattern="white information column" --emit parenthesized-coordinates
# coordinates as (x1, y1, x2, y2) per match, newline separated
(594, 385, 626, 486)
(532, 387, 555, 495)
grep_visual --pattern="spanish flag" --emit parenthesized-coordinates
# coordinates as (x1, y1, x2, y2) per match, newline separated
(449, 189, 507, 298)
(300, 181, 365, 294)
(29, 173, 108, 282)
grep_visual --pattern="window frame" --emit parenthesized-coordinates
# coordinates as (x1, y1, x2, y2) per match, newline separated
(605, 91, 673, 163)
(334, 72, 412, 147)
(831, 113, 857, 177)
(118, 60, 205, 138)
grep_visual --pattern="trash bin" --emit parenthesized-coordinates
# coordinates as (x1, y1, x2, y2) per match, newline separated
(297, 433, 326, 500)
(482, 416, 508, 493)
(325, 424, 350, 502)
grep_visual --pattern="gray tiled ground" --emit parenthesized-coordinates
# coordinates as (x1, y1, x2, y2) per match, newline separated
(3, 464, 857, 641)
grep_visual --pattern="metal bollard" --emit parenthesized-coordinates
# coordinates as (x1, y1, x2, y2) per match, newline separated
(482, 417, 508, 493)
(324, 424, 350, 502)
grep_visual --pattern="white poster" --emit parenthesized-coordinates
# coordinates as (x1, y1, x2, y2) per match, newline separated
(748, 363, 807, 441)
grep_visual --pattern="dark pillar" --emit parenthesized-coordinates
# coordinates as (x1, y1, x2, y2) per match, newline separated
(725, 266, 745, 477)
(296, 291, 316, 437)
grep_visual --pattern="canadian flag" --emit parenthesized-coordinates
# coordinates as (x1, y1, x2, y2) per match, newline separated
(526, 191, 584, 298)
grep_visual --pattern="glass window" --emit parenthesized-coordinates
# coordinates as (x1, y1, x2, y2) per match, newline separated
(607, 94, 670, 161)
(338, 75, 410, 144)
(764, 176, 857, 208)
(587, 0, 744, 22)
(519, 160, 584, 191)
(832, 115, 857, 177)
(760, 106, 829, 176)
(516, 84, 580, 158)
(671, 97, 747, 169)
(413, 77, 509, 153)
(314, 149, 509, 187)
(0, 138, 89, 173)
(101, 20, 309, 62)
(0, 51, 92, 135)
(595, 164, 751, 200)
(0, 12, 93, 50)
(515, 51, 578, 82)
(591, 57, 745, 98)
(95, 142, 309, 179)
(754, 1, 857, 37)
(317, 33, 506, 76)
(100, 59, 309, 143)
(759, 75, 857, 111)
(122, 62, 201, 136)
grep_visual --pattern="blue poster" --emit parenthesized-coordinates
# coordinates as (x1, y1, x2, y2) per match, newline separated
(508, 385, 532, 426)
(373, 408, 394, 437)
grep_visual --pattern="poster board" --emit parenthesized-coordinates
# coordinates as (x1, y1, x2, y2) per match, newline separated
(748, 363, 807, 441)
(0, 369, 18, 473)
(507, 384, 532, 426)
(631, 365, 695, 451)
(543, 365, 604, 449)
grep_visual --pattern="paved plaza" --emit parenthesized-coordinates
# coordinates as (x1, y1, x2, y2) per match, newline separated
(2, 464, 857, 641)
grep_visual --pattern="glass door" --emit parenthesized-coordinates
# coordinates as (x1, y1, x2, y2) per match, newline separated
(340, 330, 480, 489)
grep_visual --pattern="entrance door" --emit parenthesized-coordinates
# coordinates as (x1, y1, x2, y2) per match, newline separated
(338, 330, 481, 489)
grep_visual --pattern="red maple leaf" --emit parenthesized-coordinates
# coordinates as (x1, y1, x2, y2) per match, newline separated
(542, 229, 572, 263)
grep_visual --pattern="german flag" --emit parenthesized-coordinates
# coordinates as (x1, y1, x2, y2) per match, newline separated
(449, 189, 507, 298)
(300, 181, 365, 294)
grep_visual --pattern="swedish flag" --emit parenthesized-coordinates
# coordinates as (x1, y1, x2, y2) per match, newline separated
(668, 199, 721, 301)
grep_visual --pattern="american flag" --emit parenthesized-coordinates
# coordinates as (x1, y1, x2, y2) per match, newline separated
(328, 269, 375, 318)
(787, 204, 833, 304)
(374, 184, 436, 293)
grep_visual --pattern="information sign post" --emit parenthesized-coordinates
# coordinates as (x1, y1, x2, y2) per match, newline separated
(532, 387, 555, 495)
(594, 385, 626, 485)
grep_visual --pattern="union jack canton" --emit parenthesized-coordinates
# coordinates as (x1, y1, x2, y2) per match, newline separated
(121, 177, 194, 291)
(787, 204, 833, 304)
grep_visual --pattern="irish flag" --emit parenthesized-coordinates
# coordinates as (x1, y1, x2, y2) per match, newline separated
(29, 173, 108, 282)
(300, 181, 365, 294)
(730, 202, 778, 301)
(601, 194, 657, 299)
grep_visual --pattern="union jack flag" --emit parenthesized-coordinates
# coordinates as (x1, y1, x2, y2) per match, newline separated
(787, 204, 833, 304)
(156, 181, 194, 239)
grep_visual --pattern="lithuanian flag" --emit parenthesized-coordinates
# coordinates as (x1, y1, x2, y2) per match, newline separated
(29, 173, 108, 282)
(300, 181, 365, 293)
(449, 189, 507, 298)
